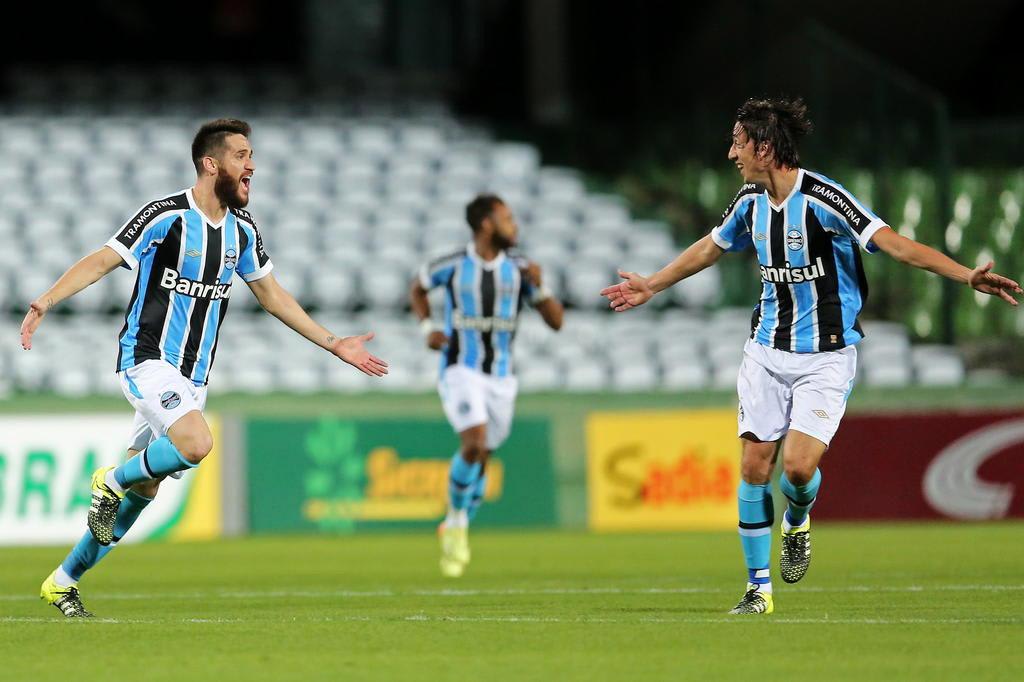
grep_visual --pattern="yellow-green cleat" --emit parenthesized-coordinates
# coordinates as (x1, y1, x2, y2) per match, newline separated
(780, 516, 812, 584)
(728, 585, 774, 615)
(88, 466, 125, 546)
(40, 570, 93, 618)
(438, 522, 471, 578)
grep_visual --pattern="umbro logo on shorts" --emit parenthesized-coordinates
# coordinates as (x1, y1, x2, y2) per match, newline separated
(160, 391, 181, 410)
(813, 409, 829, 419)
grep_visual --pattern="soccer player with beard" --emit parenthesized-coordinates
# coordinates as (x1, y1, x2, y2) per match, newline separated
(411, 194, 563, 577)
(601, 98, 1021, 615)
(23, 119, 389, 617)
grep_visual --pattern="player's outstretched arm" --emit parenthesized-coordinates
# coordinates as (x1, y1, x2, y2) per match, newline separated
(20, 246, 124, 350)
(871, 227, 1022, 306)
(247, 273, 388, 376)
(600, 234, 726, 312)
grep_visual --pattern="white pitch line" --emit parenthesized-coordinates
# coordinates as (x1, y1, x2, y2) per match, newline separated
(2, 583, 1022, 603)
(2, 614, 1021, 626)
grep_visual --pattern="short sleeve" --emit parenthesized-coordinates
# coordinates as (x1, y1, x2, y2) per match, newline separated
(802, 174, 887, 254)
(105, 194, 187, 270)
(235, 211, 274, 282)
(419, 251, 461, 290)
(710, 184, 759, 252)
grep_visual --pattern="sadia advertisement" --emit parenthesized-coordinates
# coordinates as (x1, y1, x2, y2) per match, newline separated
(586, 409, 740, 531)
(0, 415, 223, 545)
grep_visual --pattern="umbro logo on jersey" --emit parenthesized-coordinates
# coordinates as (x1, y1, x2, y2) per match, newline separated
(786, 229, 804, 251)
(159, 267, 232, 300)
(754, 233, 767, 241)
(186, 249, 202, 258)
(760, 257, 826, 284)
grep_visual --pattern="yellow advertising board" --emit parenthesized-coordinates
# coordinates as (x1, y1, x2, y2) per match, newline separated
(586, 409, 739, 531)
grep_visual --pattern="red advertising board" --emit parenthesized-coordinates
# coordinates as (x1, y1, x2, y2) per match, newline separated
(815, 411, 1024, 520)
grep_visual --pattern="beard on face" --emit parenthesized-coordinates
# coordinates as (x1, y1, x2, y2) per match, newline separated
(492, 230, 515, 251)
(214, 167, 248, 209)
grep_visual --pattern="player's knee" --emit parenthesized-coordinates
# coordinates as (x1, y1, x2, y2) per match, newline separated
(740, 457, 773, 484)
(783, 461, 815, 486)
(179, 432, 214, 464)
(461, 442, 487, 463)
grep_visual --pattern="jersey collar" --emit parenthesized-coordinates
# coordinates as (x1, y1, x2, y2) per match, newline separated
(186, 187, 227, 229)
(766, 168, 804, 212)
(466, 242, 506, 270)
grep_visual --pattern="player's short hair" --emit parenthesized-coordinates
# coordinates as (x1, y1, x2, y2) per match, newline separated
(191, 118, 252, 173)
(465, 194, 505, 232)
(735, 97, 813, 168)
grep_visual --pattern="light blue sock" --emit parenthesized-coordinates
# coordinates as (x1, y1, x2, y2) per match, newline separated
(780, 468, 821, 527)
(60, 490, 153, 581)
(114, 436, 194, 488)
(467, 471, 487, 521)
(448, 452, 481, 511)
(738, 480, 774, 587)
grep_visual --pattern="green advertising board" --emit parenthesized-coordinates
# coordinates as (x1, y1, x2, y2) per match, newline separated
(247, 418, 556, 532)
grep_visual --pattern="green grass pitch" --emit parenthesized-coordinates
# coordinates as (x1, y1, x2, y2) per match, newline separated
(2, 524, 1021, 681)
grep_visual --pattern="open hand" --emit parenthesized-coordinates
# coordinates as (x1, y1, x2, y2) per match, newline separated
(969, 261, 1022, 306)
(20, 300, 50, 350)
(599, 270, 654, 311)
(331, 332, 389, 376)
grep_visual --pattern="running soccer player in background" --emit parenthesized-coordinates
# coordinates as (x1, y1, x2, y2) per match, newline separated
(601, 97, 1021, 615)
(411, 194, 563, 577)
(22, 118, 388, 617)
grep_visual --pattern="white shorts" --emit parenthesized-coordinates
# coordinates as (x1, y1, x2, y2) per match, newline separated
(736, 338, 857, 446)
(438, 365, 518, 451)
(119, 359, 208, 452)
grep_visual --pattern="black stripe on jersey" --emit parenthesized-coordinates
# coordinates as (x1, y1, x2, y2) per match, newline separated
(851, 247, 870, 340)
(179, 226, 223, 379)
(480, 268, 496, 374)
(232, 208, 271, 269)
(204, 300, 232, 385)
(444, 276, 460, 369)
(769, 209, 794, 351)
(718, 183, 762, 225)
(805, 208, 845, 351)
(114, 192, 188, 252)
(133, 218, 184, 363)
(800, 173, 872, 235)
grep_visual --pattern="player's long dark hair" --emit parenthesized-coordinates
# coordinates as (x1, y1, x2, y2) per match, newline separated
(735, 97, 813, 168)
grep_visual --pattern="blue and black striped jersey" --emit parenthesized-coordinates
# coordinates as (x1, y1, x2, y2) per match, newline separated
(418, 244, 541, 377)
(105, 188, 273, 385)
(711, 168, 887, 352)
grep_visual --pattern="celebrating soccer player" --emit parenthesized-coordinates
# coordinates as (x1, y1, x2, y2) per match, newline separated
(600, 98, 1021, 615)
(411, 194, 564, 577)
(23, 119, 388, 617)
